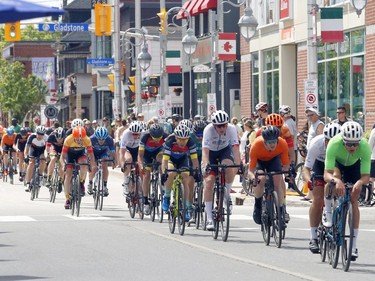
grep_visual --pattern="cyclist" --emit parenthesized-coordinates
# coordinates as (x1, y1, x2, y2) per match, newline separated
(161, 124, 199, 219)
(60, 126, 96, 209)
(24, 126, 48, 192)
(138, 123, 168, 215)
(255, 102, 268, 127)
(247, 126, 290, 225)
(324, 121, 371, 261)
(279, 105, 297, 161)
(1, 127, 17, 176)
(14, 128, 29, 181)
(302, 122, 341, 253)
(120, 121, 142, 196)
(45, 127, 65, 193)
(65, 118, 84, 136)
(87, 127, 116, 197)
(201, 110, 241, 231)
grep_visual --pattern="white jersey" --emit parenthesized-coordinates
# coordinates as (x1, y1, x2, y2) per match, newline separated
(284, 118, 297, 150)
(304, 134, 326, 169)
(306, 119, 324, 150)
(26, 133, 48, 148)
(120, 129, 140, 149)
(202, 123, 239, 151)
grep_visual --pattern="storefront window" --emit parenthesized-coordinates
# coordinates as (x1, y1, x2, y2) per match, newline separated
(263, 48, 279, 113)
(252, 53, 259, 111)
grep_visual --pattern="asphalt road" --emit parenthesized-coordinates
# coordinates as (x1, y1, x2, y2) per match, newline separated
(0, 170, 374, 281)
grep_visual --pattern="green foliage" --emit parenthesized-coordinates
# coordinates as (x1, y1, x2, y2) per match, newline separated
(0, 60, 47, 121)
(364, 129, 371, 142)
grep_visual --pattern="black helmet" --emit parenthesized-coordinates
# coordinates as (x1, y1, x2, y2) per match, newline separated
(20, 128, 27, 136)
(172, 114, 182, 122)
(193, 120, 206, 135)
(149, 124, 164, 139)
(262, 126, 280, 141)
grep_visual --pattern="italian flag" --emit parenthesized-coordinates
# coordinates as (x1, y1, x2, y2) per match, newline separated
(166, 50, 181, 73)
(321, 7, 343, 43)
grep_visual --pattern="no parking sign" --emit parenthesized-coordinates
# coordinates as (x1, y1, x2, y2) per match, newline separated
(304, 79, 318, 108)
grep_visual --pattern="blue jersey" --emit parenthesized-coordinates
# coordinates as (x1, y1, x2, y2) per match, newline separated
(90, 135, 115, 159)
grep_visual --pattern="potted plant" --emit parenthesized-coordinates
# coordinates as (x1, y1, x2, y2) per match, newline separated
(173, 87, 182, 96)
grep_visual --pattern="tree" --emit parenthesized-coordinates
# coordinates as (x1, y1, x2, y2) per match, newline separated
(0, 60, 47, 121)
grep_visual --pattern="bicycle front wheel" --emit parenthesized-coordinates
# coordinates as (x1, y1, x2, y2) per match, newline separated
(150, 178, 159, 222)
(136, 177, 144, 220)
(168, 189, 176, 234)
(261, 197, 271, 245)
(293, 162, 307, 196)
(318, 224, 327, 262)
(271, 191, 283, 248)
(219, 191, 230, 242)
(177, 184, 186, 236)
(212, 187, 219, 240)
(50, 170, 58, 203)
(330, 211, 340, 268)
(341, 203, 354, 272)
(9, 162, 14, 185)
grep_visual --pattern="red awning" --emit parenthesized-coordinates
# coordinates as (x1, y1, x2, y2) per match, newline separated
(201, 0, 217, 12)
(176, 0, 198, 20)
(192, 0, 206, 16)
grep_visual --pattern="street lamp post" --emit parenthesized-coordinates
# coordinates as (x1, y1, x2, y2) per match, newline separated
(351, 0, 367, 16)
(237, 3, 258, 41)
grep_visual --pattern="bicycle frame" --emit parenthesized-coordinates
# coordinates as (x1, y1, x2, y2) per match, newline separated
(124, 162, 144, 219)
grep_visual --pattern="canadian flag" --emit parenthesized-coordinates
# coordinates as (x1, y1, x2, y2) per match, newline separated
(218, 33, 236, 61)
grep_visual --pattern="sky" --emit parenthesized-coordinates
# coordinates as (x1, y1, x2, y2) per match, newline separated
(21, 0, 73, 23)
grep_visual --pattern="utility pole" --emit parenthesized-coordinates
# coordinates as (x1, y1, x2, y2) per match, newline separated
(307, 0, 318, 81)
(113, 0, 121, 118)
(159, 0, 168, 102)
(135, 0, 142, 114)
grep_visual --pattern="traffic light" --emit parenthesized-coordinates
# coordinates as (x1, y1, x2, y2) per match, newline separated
(5, 22, 21, 41)
(128, 76, 136, 94)
(107, 74, 114, 92)
(94, 4, 112, 36)
(149, 76, 160, 87)
(157, 9, 168, 35)
(148, 86, 159, 96)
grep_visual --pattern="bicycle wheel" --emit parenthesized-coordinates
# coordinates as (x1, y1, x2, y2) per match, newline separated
(177, 184, 186, 236)
(136, 177, 144, 220)
(168, 188, 176, 234)
(220, 191, 230, 242)
(261, 197, 271, 245)
(197, 182, 205, 230)
(193, 182, 203, 229)
(70, 178, 76, 216)
(271, 191, 283, 248)
(158, 184, 164, 223)
(9, 160, 14, 185)
(150, 178, 158, 222)
(30, 170, 37, 201)
(94, 172, 100, 210)
(212, 187, 219, 240)
(318, 224, 327, 262)
(293, 162, 307, 196)
(330, 211, 340, 268)
(341, 203, 354, 272)
(50, 170, 58, 203)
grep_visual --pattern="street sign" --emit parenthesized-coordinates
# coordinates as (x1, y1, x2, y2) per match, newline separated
(87, 58, 114, 67)
(38, 23, 89, 32)
(207, 93, 217, 118)
(304, 79, 318, 108)
(44, 105, 58, 119)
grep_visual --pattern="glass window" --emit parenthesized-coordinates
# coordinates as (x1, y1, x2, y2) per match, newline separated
(252, 53, 259, 111)
(262, 48, 279, 113)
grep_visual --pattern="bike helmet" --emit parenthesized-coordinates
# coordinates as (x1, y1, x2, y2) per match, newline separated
(56, 127, 65, 139)
(174, 124, 190, 139)
(6, 127, 14, 135)
(20, 128, 27, 136)
(46, 127, 54, 135)
(341, 121, 363, 142)
(323, 123, 341, 140)
(261, 126, 280, 141)
(129, 121, 142, 134)
(180, 119, 193, 131)
(72, 126, 86, 139)
(36, 125, 46, 135)
(171, 114, 182, 122)
(139, 121, 147, 132)
(265, 113, 284, 127)
(279, 105, 291, 115)
(255, 102, 268, 111)
(95, 127, 109, 140)
(211, 110, 229, 125)
(71, 118, 84, 128)
(193, 120, 206, 135)
(149, 124, 164, 139)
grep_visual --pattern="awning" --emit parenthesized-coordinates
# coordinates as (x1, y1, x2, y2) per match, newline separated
(176, 0, 197, 20)
(201, 0, 217, 12)
(192, 0, 206, 15)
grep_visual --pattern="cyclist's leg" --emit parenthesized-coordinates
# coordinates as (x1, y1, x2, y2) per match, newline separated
(309, 178, 325, 253)
(77, 153, 89, 194)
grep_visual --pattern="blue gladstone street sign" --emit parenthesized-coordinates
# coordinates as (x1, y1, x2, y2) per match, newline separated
(87, 58, 114, 67)
(38, 23, 89, 32)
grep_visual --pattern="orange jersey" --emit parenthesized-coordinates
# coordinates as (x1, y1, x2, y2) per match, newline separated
(1, 133, 17, 146)
(249, 136, 289, 169)
(256, 126, 294, 148)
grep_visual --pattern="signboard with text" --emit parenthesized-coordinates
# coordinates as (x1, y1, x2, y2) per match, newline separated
(304, 79, 318, 108)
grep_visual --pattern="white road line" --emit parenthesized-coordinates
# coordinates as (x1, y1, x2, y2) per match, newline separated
(63, 214, 111, 220)
(0, 216, 36, 222)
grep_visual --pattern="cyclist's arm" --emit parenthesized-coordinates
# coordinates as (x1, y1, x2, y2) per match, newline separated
(232, 144, 241, 165)
(137, 149, 145, 169)
(201, 147, 209, 168)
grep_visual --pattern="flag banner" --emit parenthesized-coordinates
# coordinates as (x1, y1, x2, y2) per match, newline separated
(166, 50, 181, 73)
(321, 7, 344, 43)
(218, 33, 236, 61)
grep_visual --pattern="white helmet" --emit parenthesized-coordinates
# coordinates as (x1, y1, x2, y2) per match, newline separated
(211, 110, 229, 125)
(139, 121, 147, 132)
(180, 119, 193, 131)
(255, 102, 268, 111)
(129, 121, 142, 134)
(279, 105, 291, 115)
(71, 118, 84, 128)
(323, 122, 341, 140)
(36, 125, 46, 135)
(174, 124, 190, 138)
(341, 121, 363, 142)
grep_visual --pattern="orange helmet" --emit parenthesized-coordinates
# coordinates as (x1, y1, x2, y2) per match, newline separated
(265, 113, 284, 127)
(72, 126, 87, 139)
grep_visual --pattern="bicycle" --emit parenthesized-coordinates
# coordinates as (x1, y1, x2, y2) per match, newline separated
(145, 161, 162, 222)
(49, 154, 61, 203)
(189, 173, 204, 229)
(324, 181, 355, 272)
(68, 160, 90, 217)
(124, 162, 144, 220)
(92, 158, 113, 211)
(206, 163, 243, 242)
(165, 168, 190, 236)
(254, 170, 291, 248)
(1, 150, 15, 184)
(29, 157, 42, 201)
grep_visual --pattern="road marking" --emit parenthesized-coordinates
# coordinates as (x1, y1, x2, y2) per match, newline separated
(291, 214, 309, 220)
(0, 216, 36, 222)
(63, 214, 111, 220)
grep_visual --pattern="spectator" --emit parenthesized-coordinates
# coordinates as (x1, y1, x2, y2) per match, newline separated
(255, 102, 269, 127)
(231, 116, 243, 139)
(279, 105, 298, 163)
(332, 106, 349, 126)
(92, 120, 99, 130)
(137, 113, 144, 122)
(84, 120, 95, 137)
(240, 119, 256, 164)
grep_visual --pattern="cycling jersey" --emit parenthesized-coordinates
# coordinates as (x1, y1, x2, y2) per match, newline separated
(26, 133, 48, 148)
(90, 135, 115, 158)
(249, 136, 289, 169)
(14, 134, 28, 152)
(202, 123, 239, 151)
(62, 134, 93, 154)
(325, 134, 371, 174)
(120, 129, 140, 149)
(256, 125, 294, 148)
(1, 133, 17, 147)
(163, 135, 198, 161)
(139, 132, 167, 153)
(304, 134, 326, 169)
(47, 133, 64, 154)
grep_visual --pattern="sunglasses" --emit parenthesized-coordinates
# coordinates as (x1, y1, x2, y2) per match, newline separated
(195, 133, 203, 138)
(176, 137, 189, 143)
(306, 114, 314, 117)
(214, 124, 227, 129)
(344, 142, 359, 148)
(265, 139, 278, 145)
(336, 111, 345, 114)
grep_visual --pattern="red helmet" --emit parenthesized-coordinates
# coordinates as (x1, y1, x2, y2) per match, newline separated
(72, 126, 87, 139)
